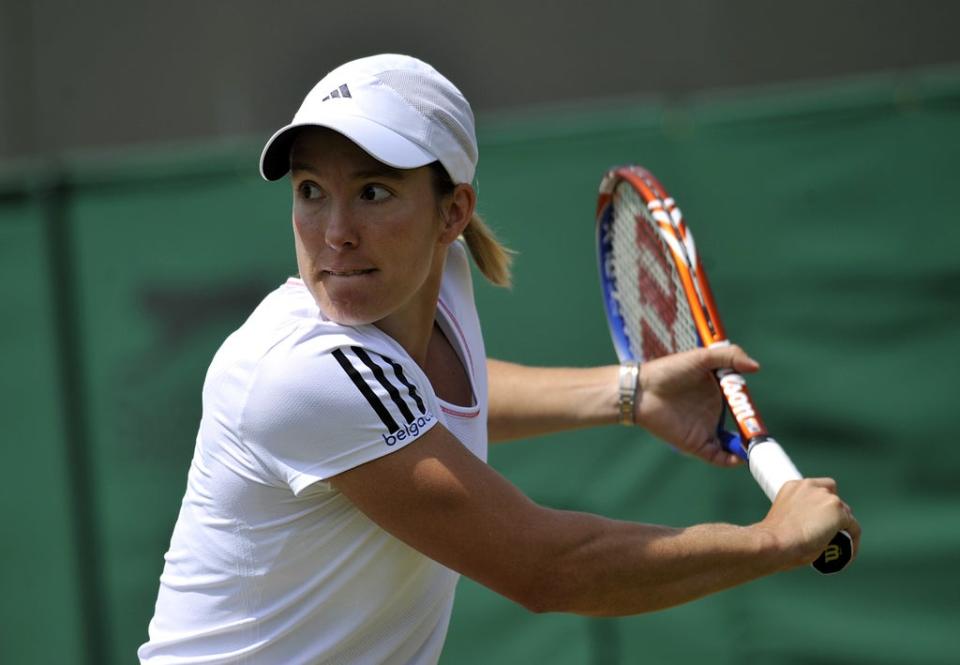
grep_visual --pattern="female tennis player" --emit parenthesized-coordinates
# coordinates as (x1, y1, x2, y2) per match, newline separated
(139, 54, 860, 664)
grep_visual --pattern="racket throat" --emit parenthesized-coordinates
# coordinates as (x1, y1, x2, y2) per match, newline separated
(715, 368, 768, 439)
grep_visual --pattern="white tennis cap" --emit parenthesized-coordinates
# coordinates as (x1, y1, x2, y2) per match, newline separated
(259, 54, 478, 184)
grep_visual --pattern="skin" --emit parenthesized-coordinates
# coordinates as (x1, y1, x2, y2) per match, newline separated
(290, 127, 861, 616)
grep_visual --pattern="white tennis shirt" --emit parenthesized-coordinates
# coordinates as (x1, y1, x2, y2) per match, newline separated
(139, 241, 488, 664)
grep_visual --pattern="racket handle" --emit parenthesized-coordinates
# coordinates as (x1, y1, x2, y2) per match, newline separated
(747, 438, 853, 575)
(812, 530, 854, 575)
(746, 438, 802, 502)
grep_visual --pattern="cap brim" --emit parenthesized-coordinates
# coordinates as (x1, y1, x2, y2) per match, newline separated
(259, 114, 436, 181)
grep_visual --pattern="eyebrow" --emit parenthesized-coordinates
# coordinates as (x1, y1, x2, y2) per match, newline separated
(290, 162, 408, 181)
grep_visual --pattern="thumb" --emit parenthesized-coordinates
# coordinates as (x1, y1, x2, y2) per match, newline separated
(701, 343, 760, 374)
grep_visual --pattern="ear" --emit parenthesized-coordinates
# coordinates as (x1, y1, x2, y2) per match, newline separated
(437, 183, 476, 245)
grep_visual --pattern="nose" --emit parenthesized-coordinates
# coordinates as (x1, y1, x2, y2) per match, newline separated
(324, 203, 359, 250)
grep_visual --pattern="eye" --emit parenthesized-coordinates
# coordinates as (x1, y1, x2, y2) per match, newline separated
(359, 184, 391, 202)
(298, 181, 323, 200)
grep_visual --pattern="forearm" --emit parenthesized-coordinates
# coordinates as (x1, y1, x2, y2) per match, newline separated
(487, 358, 620, 442)
(527, 510, 783, 616)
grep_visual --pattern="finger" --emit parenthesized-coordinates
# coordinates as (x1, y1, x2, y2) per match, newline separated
(732, 351, 761, 374)
(698, 436, 745, 467)
(717, 430, 748, 462)
(722, 451, 744, 467)
(806, 477, 839, 493)
(700, 344, 760, 374)
(844, 511, 862, 558)
(707, 443, 744, 467)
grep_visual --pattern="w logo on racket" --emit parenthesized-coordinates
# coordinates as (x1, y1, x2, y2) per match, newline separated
(596, 179, 699, 364)
(634, 211, 679, 361)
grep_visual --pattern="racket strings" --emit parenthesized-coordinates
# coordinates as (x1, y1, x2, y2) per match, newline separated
(610, 183, 700, 361)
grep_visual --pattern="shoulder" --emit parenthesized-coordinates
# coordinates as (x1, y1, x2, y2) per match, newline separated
(238, 317, 440, 486)
(242, 342, 440, 491)
(242, 312, 416, 425)
(227, 278, 433, 419)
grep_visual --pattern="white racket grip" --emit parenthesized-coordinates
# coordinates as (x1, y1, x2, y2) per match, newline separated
(747, 438, 803, 502)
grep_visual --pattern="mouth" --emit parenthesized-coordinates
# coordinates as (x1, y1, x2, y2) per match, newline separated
(321, 268, 377, 278)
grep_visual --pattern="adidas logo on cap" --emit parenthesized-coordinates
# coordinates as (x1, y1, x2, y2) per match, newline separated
(321, 84, 352, 101)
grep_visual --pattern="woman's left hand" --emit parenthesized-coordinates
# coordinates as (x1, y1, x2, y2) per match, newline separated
(634, 345, 760, 467)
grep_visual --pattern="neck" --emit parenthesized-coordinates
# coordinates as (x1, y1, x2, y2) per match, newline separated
(373, 247, 447, 367)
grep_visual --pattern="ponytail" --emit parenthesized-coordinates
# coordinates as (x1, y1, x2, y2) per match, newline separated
(429, 161, 515, 288)
(461, 213, 515, 288)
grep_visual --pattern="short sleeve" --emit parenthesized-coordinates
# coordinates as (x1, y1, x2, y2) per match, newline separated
(240, 342, 438, 495)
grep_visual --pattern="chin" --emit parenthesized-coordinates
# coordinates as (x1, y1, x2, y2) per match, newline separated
(311, 291, 384, 327)
(322, 307, 380, 327)
(301, 273, 385, 325)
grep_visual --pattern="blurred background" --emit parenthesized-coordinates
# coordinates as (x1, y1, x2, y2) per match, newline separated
(2, 1, 958, 663)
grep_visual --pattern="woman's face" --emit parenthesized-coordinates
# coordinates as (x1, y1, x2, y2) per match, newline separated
(289, 128, 452, 329)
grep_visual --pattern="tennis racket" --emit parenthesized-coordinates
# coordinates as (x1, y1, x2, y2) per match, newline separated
(596, 164, 852, 574)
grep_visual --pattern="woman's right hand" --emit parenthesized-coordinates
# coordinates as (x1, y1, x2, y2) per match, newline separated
(756, 478, 861, 569)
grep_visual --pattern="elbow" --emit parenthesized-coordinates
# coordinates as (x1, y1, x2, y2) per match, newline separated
(490, 509, 608, 615)
(516, 586, 554, 615)
(509, 559, 578, 615)
(515, 591, 554, 616)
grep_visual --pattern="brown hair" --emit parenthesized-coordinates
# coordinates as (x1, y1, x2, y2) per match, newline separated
(429, 162, 514, 288)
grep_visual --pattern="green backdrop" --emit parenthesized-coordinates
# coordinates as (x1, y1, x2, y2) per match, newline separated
(2, 68, 958, 664)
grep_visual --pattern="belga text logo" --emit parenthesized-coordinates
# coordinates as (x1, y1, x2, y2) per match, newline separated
(382, 413, 435, 446)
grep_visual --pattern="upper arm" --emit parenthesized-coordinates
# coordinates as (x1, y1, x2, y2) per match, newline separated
(330, 421, 562, 609)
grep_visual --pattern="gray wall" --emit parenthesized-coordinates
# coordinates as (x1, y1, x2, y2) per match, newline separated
(2, 0, 960, 161)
